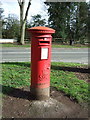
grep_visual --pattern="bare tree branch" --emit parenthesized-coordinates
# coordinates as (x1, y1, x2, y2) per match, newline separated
(24, 0, 31, 21)
(22, 0, 25, 2)
(17, 0, 22, 6)
(17, 0, 31, 44)
(17, 0, 20, 5)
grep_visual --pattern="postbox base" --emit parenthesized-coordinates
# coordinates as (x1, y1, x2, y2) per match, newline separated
(30, 87, 50, 100)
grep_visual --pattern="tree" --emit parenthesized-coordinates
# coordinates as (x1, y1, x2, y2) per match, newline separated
(2, 14, 20, 39)
(0, 1, 4, 38)
(0, 8, 4, 19)
(87, 2, 90, 44)
(17, 0, 31, 45)
(76, 2, 88, 44)
(30, 14, 46, 27)
(45, 2, 75, 44)
(45, 2, 88, 45)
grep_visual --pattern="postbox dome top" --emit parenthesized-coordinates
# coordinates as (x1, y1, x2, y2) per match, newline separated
(28, 26, 55, 34)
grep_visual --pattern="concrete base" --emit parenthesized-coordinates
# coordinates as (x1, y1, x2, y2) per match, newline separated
(29, 98, 72, 118)
(30, 87, 50, 100)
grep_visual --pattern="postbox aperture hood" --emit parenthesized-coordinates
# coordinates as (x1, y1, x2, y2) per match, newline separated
(28, 26, 55, 34)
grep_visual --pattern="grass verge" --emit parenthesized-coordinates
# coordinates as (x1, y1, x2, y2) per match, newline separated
(1, 43, 31, 47)
(1, 62, 88, 103)
(1, 43, 88, 48)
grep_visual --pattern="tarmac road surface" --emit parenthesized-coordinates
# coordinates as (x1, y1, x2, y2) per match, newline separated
(0, 47, 89, 64)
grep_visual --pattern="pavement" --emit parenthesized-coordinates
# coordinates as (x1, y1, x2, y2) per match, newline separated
(0, 47, 89, 64)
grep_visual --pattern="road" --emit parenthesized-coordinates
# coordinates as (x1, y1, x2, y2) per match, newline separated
(0, 47, 89, 64)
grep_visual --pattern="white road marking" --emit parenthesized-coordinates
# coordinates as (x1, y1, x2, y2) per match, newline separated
(52, 52, 89, 53)
(0, 52, 89, 54)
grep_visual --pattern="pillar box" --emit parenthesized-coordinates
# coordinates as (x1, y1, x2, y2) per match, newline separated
(28, 26, 55, 100)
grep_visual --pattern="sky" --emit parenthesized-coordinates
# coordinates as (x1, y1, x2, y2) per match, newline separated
(0, 0, 48, 21)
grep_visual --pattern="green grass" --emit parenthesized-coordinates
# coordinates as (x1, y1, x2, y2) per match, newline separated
(51, 62, 88, 103)
(1, 43, 31, 47)
(1, 62, 88, 103)
(1, 43, 88, 48)
(52, 44, 89, 48)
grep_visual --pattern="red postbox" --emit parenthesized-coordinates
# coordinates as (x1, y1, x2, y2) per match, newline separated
(28, 26, 55, 100)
